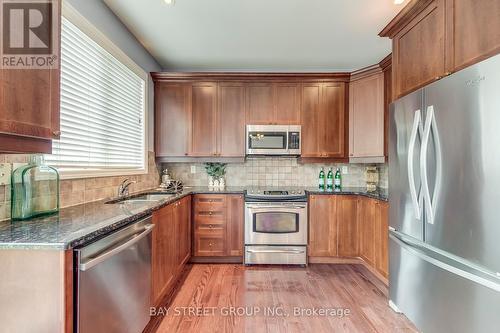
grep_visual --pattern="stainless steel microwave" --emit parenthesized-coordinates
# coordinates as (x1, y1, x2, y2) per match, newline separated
(246, 125, 301, 156)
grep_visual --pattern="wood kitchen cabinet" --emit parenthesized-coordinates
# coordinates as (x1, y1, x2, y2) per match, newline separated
(308, 195, 337, 257)
(358, 197, 376, 266)
(374, 201, 389, 278)
(451, 0, 500, 71)
(151, 196, 191, 306)
(218, 83, 246, 157)
(337, 196, 359, 257)
(380, 0, 500, 99)
(349, 71, 385, 161)
(190, 82, 218, 156)
(245, 82, 301, 125)
(301, 82, 347, 159)
(192, 194, 244, 258)
(0, 1, 61, 154)
(155, 83, 190, 157)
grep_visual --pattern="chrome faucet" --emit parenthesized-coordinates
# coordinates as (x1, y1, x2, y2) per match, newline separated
(118, 179, 136, 197)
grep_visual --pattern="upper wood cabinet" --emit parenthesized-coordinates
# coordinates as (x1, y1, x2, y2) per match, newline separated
(245, 82, 301, 125)
(301, 82, 347, 158)
(0, 1, 61, 154)
(245, 83, 274, 124)
(191, 82, 218, 156)
(380, 0, 500, 99)
(218, 83, 246, 157)
(452, 0, 500, 71)
(349, 71, 385, 161)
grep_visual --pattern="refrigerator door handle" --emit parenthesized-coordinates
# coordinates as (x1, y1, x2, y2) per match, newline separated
(408, 110, 424, 220)
(421, 105, 442, 225)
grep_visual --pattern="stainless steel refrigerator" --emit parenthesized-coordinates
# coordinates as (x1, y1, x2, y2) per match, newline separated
(389, 54, 500, 333)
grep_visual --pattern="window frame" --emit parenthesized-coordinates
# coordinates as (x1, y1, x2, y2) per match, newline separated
(54, 2, 149, 180)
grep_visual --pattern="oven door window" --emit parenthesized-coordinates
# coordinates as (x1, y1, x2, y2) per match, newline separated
(253, 212, 299, 233)
(248, 132, 287, 149)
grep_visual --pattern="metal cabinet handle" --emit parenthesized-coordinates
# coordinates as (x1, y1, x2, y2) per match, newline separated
(80, 224, 155, 271)
(408, 109, 423, 220)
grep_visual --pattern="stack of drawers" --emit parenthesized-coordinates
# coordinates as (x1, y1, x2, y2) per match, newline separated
(193, 195, 227, 256)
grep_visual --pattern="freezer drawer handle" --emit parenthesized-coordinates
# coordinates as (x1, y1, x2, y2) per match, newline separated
(80, 224, 155, 271)
(408, 109, 424, 220)
(246, 249, 305, 254)
(420, 105, 443, 225)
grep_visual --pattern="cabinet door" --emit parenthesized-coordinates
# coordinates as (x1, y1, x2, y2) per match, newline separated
(151, 204, 177, 305)
(358, 197, 376, 265)
(300, 84, 321, 157)
(245, 83, 274, 124)
(375, 202, 389, 278)
(155, 83, 190, 157)
(393, 0, 446, 98)
(218, 83, 245, 157)
(191, 82, 217, 156)
(349, 73, 385, 158)
(275, 83, 300, 124)
(452, 0, 500, 70)
(320, 83, 346, 157)
(309, 195, 337, 256)
(226, 195, 244, 256)
(337, 196, 359, 257)
(176, 197, 191, 268)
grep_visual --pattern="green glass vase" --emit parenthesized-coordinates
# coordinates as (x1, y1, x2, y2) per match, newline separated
(11, 155, 60, 221)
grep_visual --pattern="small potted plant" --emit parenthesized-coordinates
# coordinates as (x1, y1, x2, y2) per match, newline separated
(204, 163, 227, 189)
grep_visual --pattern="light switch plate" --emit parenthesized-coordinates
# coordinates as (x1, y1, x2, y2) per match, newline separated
(342, 166, 348, 174)
(0, 163, 12, 185)
(190, 165, 196, 174)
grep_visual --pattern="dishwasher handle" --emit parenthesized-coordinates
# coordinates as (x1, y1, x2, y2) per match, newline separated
(80, 224, 155, 271)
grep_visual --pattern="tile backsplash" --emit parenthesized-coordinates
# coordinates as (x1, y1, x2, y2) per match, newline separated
(164, 157, 388, 189)
(0, 152, 161, 221)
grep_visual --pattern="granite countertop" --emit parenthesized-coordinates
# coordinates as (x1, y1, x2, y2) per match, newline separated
(0, 186, 385, 250)
(305, 187, 388, 201)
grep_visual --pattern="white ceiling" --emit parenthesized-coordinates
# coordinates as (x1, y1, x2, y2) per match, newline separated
(104, 0, 407, 72)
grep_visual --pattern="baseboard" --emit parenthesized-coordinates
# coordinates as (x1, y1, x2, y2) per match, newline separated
(190, 256, 243, 264)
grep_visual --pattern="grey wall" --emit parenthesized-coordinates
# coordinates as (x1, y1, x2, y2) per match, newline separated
(65, 0, 162, 149)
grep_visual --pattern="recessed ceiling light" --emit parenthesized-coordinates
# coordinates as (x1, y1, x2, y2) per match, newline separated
(164, 0, 175, 5)
(394, 0, 405, 4)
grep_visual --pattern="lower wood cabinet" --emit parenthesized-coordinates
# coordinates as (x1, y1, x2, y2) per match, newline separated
(193, 194, 244, 257)
(308, 194, 389, 280)
(151, 196, 191, 306)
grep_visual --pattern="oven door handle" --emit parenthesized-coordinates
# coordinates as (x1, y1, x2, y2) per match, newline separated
(246, 248, 306, 254)
(246, 205, 307, 210)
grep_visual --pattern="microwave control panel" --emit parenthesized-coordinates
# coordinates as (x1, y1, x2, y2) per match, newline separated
(288, 132, 300, 149)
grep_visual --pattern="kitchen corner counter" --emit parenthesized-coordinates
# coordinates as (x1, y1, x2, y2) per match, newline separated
(305, 187, 388, 202)
(0, 187, 245, 251)
(0, 186, 386, 250)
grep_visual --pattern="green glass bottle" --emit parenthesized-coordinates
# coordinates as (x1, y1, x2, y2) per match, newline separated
(326, 168, 334, 190)
(11, 155, 60, 221)
(318, 167, 325, 190)
(334, 167, 342, 190)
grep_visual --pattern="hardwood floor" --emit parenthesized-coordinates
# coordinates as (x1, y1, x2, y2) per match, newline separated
(148, 264, 417, 333)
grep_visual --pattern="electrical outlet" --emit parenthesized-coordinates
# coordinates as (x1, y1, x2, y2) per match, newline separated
(0, 163, 12, 185)
(190, 165, 196, 174)
(342, 166, 348, 174)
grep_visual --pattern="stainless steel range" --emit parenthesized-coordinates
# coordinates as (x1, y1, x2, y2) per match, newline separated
(244, 188, 308, 265)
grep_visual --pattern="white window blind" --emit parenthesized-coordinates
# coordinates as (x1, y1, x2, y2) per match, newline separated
(46, 17, 146, 176)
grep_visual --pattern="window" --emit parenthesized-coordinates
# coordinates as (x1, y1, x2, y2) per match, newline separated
(46, 14, 147, 178)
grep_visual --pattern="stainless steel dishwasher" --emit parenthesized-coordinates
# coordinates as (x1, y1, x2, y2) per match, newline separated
(75, 216, 154, 333)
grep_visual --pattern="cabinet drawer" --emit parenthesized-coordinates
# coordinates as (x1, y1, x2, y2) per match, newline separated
(194, 213, 225, 227)
(194, 195, 227, 208)
(195, 229, 225, 256)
